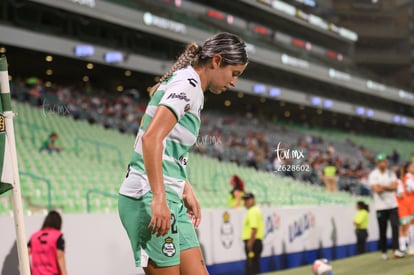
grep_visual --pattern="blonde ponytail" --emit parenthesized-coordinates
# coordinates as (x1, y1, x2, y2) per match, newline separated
(149, 43, 200, 96)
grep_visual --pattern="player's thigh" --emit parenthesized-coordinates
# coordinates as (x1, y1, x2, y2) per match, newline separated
(143, 260, 179, 275)
(176, 201, 199, 251)
(179, 247, 209, 275)
(399, 203, 411, 226)
(176, 201, 208, 275)
(409, 197, 414, 221)
(144, 198, 182, 268)
(118, 194, 150, 246)
(118, 194, 152, 267)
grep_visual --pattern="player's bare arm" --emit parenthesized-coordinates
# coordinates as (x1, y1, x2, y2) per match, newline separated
(183, 180, 202, 227)
(142, 105, 177, 237)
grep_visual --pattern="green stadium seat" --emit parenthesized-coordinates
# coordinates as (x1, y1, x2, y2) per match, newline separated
(0, 101, 374, 215)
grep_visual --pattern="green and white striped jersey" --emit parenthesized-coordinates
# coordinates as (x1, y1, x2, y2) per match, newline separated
(119, 66, 204, 199)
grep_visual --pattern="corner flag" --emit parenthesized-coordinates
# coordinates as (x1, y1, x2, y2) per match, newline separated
(0, 55, 31, 275)
(0, 67, 14, 194)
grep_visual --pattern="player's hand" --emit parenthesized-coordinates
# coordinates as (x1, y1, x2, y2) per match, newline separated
(182, 186, 201, 228)
(148, 196, 171, 237)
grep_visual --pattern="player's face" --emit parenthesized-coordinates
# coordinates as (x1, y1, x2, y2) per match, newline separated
(208, 56, 247, 94)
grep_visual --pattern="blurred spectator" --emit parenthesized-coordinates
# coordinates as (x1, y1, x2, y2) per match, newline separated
(272, 153, 283, 172)
(327, 143, 335, 157)
(303, 160, 321, 185)
(391, 149, 400, 165)
(212, 130, 224, 161)
(369, 153, 403, 260)
(246, 148, 258, 170)
(322, 159, 338, 192)
(26, 78, 44, 107)
(39, 133, 63, 154)
(358, 171, 371, 196)
(9, 76, 394, 198)
(228, 175, 245, 208)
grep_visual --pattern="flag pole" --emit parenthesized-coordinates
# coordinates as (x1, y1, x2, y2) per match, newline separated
(0, 56, 31, 275)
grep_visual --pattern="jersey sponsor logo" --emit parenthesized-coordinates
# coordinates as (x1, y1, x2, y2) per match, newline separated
(288, 212, 315, 243)
(166, 92, 190, 102)
(187, 78, 198, 87)
(0, 114, 5, 133)
(265, 212, 280, 239)
(162, 237, 176, 257)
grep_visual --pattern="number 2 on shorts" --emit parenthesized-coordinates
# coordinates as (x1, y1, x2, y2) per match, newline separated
(171, 213, 178, 234)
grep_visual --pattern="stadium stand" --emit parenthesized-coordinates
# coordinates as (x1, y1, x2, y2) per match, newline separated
(0, 87, 378, 215)
(2, 1, 414, 274)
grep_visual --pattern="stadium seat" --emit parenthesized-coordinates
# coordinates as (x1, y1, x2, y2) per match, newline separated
(0, 101, 371, 215)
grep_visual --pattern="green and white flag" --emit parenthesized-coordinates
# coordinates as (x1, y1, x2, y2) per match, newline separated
(0, 56, 14, 194)
(0, 55, 31, 275)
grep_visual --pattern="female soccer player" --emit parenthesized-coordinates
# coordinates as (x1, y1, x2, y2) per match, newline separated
(403, 161, 414, 254)
(118, 32, 248, 275)
(396, 164, 411, 253)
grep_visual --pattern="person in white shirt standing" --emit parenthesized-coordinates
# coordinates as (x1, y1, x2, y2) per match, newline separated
(369, 153, 404, 260)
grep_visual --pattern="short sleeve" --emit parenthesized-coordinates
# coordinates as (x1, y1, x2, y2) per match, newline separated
(56, 235, 65, 251)
(248, 208, 260, 229)
(354, 211, 363, 224)
(159, 77, 200, 121)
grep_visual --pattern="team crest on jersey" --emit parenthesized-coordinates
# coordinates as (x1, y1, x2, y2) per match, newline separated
(0, 114, 5, 133)
(162, 237, 176, 257)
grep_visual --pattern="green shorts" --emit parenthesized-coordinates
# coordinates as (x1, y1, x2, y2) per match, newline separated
(118, 189, 199, 267)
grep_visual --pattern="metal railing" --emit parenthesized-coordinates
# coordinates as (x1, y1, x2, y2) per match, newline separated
(289, 190, 350, 206)
(14, 120, 50, 146)
(20, 171, 52, 210)
(74, 137, 124, 166)
(86, 189, 118, 213)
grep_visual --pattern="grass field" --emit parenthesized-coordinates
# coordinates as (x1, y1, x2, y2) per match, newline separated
(262, 252, 414, 275)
